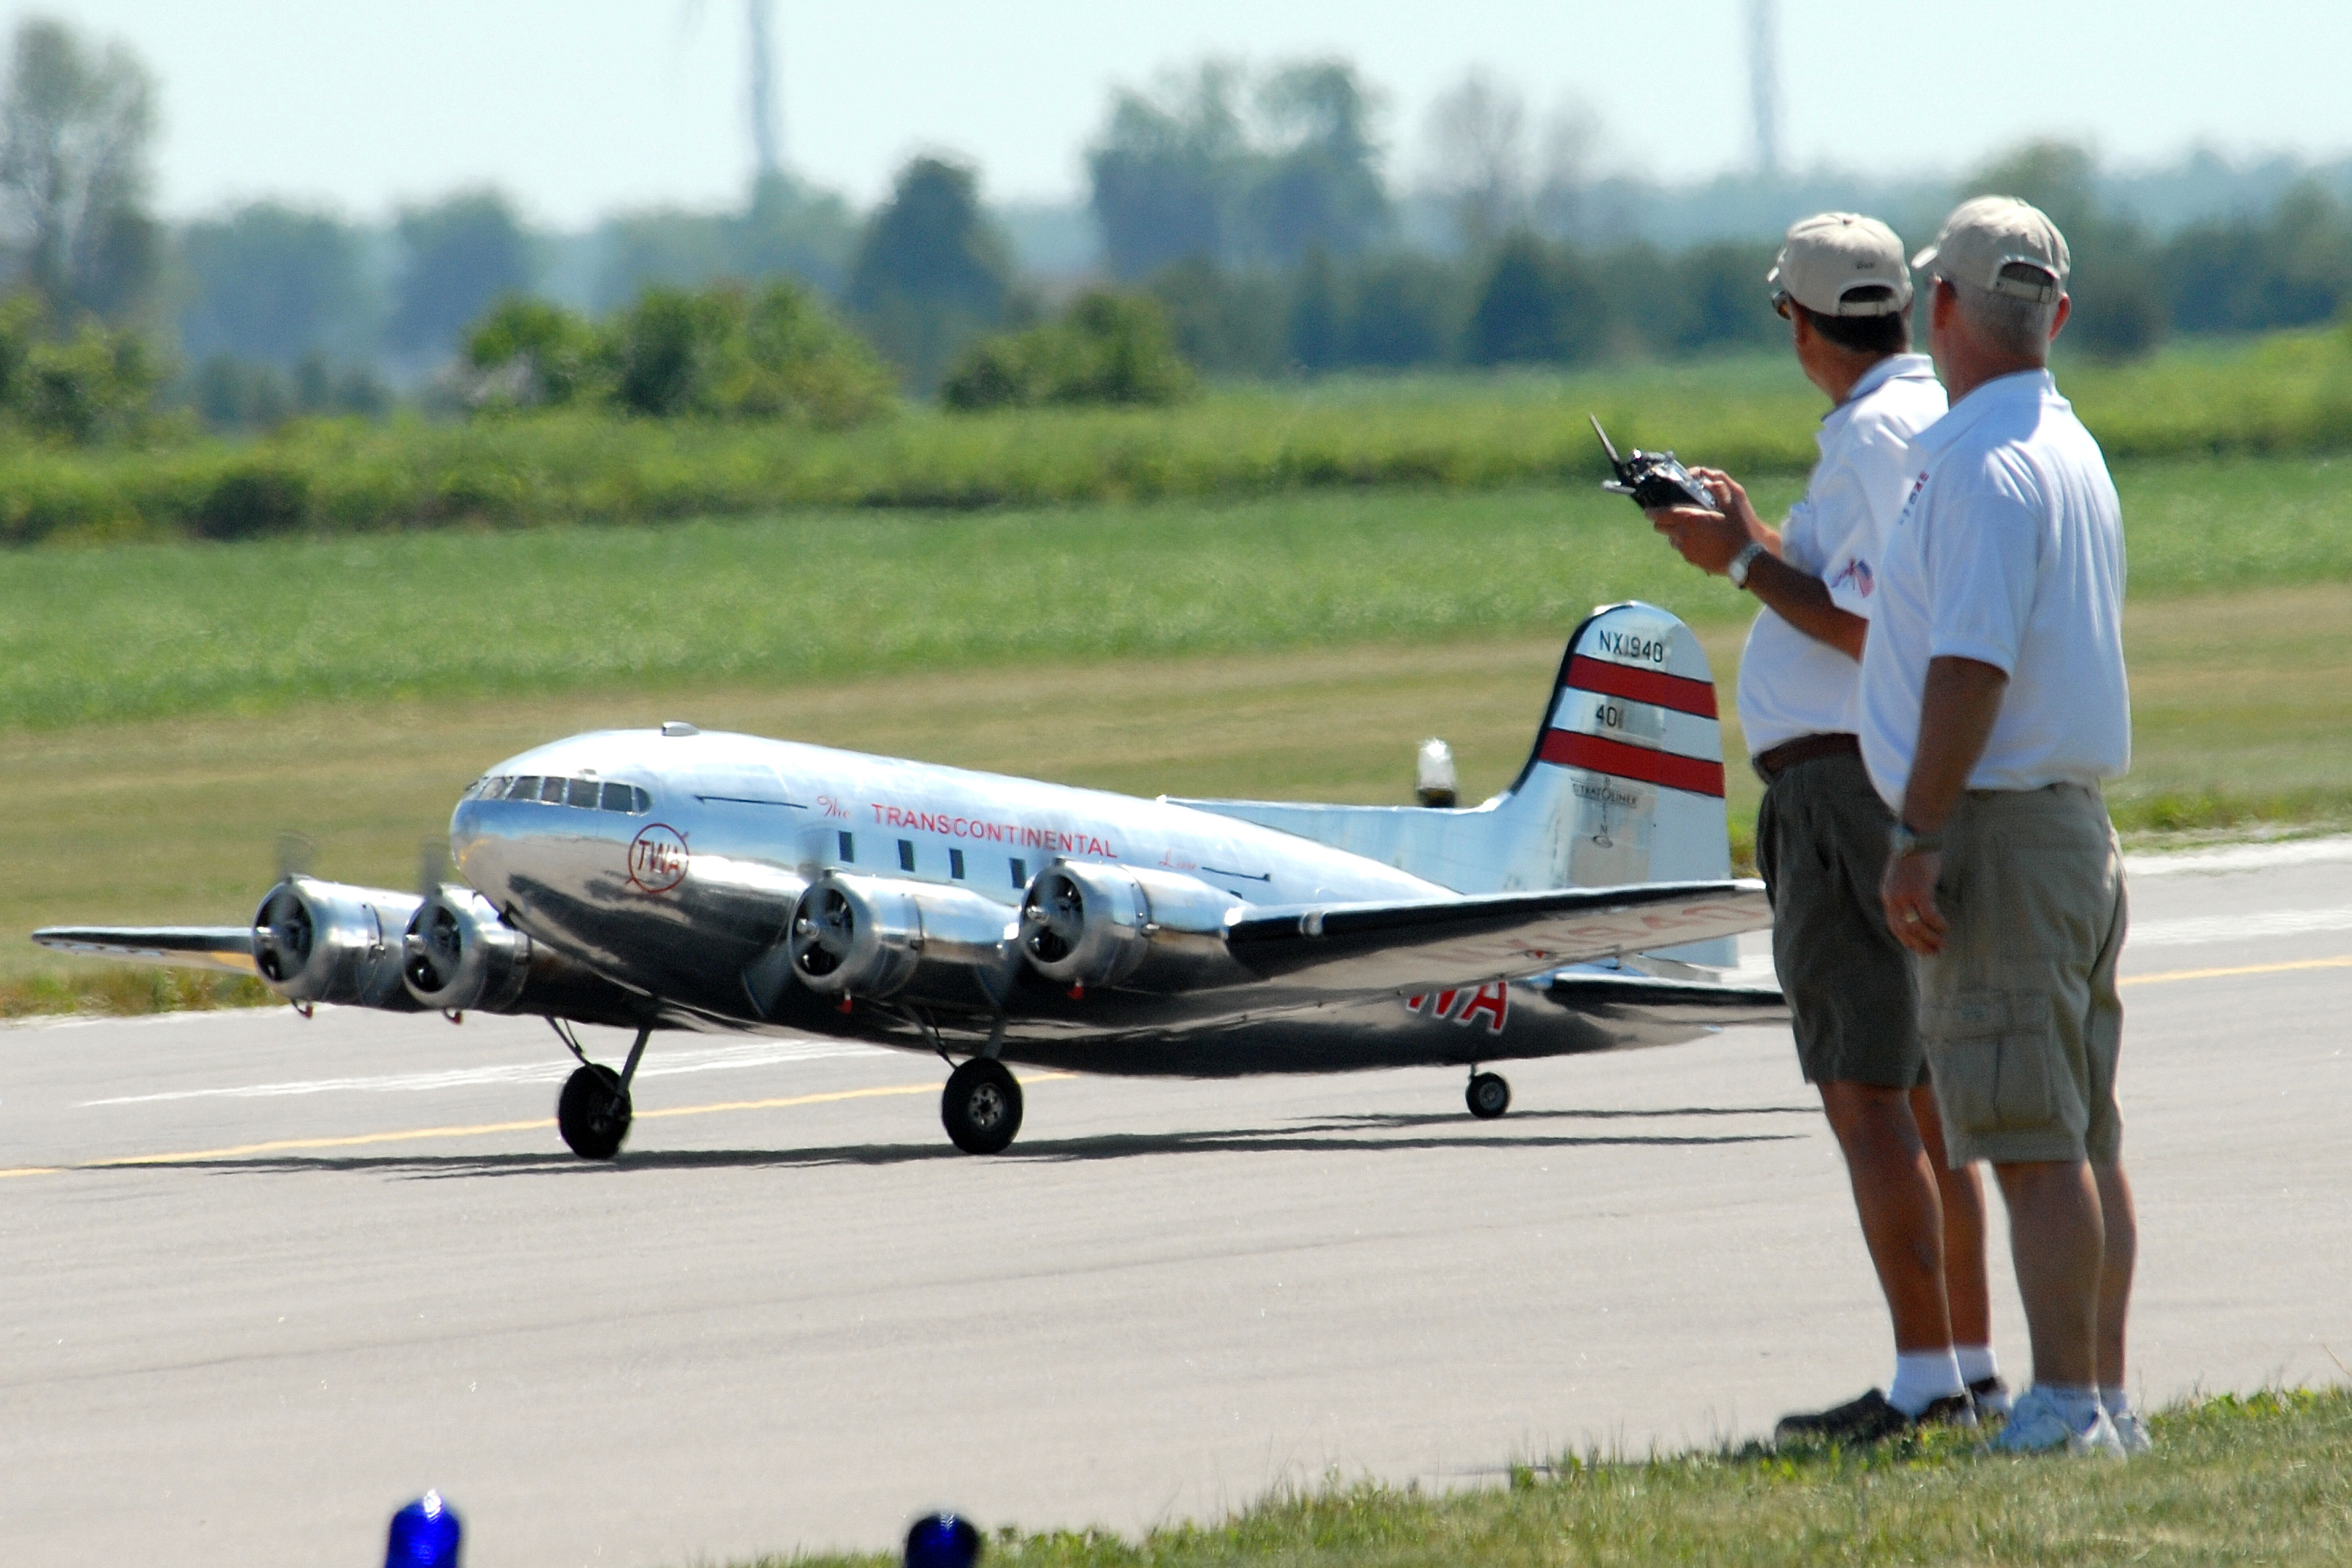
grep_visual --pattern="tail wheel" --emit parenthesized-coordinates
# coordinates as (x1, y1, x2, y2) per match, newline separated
(941, 1057, 1023, 1155)
(1466, 1071, 1511, 1121)
(558, 1063, 631, 1160)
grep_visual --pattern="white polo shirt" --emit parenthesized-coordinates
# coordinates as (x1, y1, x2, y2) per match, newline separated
(1736, 352, 1945, 757)
(1859, 369, 2131, 810)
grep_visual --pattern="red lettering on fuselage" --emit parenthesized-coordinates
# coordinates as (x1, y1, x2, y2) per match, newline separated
(1404, 982, 1509, 1034)
(865, 801, 1116, 860)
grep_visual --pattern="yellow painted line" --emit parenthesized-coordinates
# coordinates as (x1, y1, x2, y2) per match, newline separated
(32, 1071, 1076, 1174)
(2122, 954, 2352, 988)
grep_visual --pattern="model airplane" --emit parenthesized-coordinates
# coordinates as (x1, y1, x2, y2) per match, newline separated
(37, 601, 1784, 1161)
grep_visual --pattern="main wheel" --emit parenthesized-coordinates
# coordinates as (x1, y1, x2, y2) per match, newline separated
(1466, 1071, 1511, 1120)
(941, 1057, 1023, 1154)
(558, 1063, 632, 1160)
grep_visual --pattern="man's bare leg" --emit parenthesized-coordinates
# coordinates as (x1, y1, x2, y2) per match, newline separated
(1818, 1081, 1952, 1350)
(1991, 1159, 2105, 1389)
(1911, 1083, 1991, 1346)
(2092, 1161, 2137, 1392)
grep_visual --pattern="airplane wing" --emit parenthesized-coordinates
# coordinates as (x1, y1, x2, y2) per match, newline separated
(30, 926, 258, 977)
(1223, 879, 1770, 994)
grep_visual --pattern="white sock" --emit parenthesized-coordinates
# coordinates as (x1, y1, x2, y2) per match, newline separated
(1888, 1348, 1966, 1417)
(2100, 1386, 2133, 1419)
(1955, 1344, 2000, 1385)
(2039, 1382, 2102, 1429)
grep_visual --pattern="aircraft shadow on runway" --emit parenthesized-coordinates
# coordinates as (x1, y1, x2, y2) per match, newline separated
(123, 1103, 1814, 1180)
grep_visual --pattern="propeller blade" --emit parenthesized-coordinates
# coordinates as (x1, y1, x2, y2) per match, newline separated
(275, 832, 317, 882)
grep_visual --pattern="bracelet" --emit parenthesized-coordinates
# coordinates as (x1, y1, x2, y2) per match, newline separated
(1888, 820, 1944, 858)
(1727, 540, 1767, 589)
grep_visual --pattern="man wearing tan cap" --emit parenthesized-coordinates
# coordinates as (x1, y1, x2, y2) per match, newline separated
(1863, 195, 2142, 1456)
(1646, 213, 2001, 1445)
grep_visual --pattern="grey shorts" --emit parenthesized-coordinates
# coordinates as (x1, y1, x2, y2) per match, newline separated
(1754, 748, 1924, 1088)
(1919, 784, 2127, 1167)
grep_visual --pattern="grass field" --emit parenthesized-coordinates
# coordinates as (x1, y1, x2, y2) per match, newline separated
(5, 329, 2352, 543)
(743, 1389, 2351, 1568)
(5, 454, 2351, 732)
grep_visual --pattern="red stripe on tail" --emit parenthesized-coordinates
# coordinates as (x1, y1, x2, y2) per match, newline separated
(1538, 731, 1727, 798)
(1564, 656, 1719, 719)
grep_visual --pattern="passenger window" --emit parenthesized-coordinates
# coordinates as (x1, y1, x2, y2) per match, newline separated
(511, 775, 540, 802)
(566, 777, 599, 808)
(540, 777, 568, 805)
(1010, 858, 1027, 887)
(898, 839, 915, 872)
(949, 848, 966, 880)
(838, 831, 854, 862)
(600, 781, 634, 813)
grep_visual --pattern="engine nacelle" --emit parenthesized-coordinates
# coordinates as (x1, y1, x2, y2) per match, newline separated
(786, 872, 1022, 1008)
(251, 877, 426, 1010)
(402, 885, 532, 1012)
(1019, 861, 1245, 991)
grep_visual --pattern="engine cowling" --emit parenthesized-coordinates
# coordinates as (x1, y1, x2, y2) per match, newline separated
(786, 872, 1022, 1008)
(402, 886, 532, 1012)
(1019, 861, 1245, 991)
(251, 877, 426, 1010)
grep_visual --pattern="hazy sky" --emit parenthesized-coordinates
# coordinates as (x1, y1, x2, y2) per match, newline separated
(29, 1, 2352, 226)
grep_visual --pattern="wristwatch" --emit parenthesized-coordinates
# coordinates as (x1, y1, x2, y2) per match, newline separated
(1888, 820, 1944, 859)
(1727, 540, 1767, 589)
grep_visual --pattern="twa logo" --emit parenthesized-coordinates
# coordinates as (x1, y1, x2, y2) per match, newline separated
(1404, 982, 1509, 1034)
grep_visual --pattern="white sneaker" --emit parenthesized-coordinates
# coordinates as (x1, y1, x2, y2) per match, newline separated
(2110, 1408, 2153, 1455)
(1991, 1386, 2128, 1457)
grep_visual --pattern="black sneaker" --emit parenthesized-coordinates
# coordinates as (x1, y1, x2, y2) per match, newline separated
(1968, 1374, 2013, 1420)
(1773, 1387, 1978, 1446)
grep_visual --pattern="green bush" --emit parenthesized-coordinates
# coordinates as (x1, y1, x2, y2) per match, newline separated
(463, 280, 895, 428)
(942, 290, 1196, 411)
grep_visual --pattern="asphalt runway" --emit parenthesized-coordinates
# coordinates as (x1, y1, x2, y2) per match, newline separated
(4, 839, 2348, 1567)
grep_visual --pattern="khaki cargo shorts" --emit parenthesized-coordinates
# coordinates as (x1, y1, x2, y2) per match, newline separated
(1918, 783, 2127, 1166)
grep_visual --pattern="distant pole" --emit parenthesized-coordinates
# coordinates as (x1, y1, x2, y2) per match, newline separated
(1747, 0, 1782, 181)
(747, 0, 782, 177)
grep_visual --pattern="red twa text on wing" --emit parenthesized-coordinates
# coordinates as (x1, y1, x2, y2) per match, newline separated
(1404, 983, 1510, 1033)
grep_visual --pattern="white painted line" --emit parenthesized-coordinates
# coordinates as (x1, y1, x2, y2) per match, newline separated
(82, 1037, 885, 1107)
(2125, 835, 2352, 878)
(2128, 905, 2352, 949)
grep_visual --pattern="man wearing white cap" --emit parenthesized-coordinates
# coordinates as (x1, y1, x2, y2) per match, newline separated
(1647, 213, 2001, 1446)
(1863, 195, 2142, 1456)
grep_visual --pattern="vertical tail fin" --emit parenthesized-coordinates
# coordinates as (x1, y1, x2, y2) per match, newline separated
(1174, 600, 1737, 962)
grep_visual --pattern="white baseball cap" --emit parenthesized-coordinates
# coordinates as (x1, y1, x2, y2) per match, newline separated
(1767, 212, 1913, 317)
(1911, 195, 2071, 303)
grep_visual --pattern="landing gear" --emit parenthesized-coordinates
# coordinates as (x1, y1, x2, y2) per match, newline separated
(559, 1064, 631, 1160)
(1466, 1070, 1511, 1121)
(941, 1056, 1023, 1154)
(552, 1023, 652, 1161)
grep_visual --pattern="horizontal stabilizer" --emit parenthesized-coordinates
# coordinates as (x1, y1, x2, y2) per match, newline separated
(1225, 879, 1769, 994)
(30, 926, 258, 977)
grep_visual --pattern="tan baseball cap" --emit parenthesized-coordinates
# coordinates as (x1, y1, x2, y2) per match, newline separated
(1767, 212, 1913, 317)
(1911, 196, 2071, 303)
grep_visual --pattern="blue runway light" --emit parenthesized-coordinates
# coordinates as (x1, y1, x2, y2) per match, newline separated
(904, 1510, 982, 1568)
(385, 1490, 463, 1567)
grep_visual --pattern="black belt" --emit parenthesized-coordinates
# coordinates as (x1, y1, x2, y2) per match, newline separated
(1753, 732, 1860, 785)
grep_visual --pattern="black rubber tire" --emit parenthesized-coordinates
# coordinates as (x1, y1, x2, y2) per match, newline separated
(558, 1063, 631, 1160)
(1466, 1071, 1511, 1121)
(941, 1057, 1023, 1155)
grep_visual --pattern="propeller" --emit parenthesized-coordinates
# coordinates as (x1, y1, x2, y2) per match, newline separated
(790, 884, 858, 979)
(1022, 873, 1085, 965)
(252, 833, 321, 982)
(403, 837, 463, 994)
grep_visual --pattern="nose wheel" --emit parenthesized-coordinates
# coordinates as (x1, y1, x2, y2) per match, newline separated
(1466, 1070, 1511, 1120)
(942, 1056, 1023, 1154)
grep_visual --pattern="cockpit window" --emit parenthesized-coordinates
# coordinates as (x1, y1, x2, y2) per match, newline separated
(538, 777, 568, 805)
(566, 777, 600, 809)
(601, 781, 648, 813)
(507, 775, 538, 801)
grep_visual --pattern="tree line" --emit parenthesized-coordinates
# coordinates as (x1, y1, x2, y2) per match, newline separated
(7, 16, 2352, 444)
